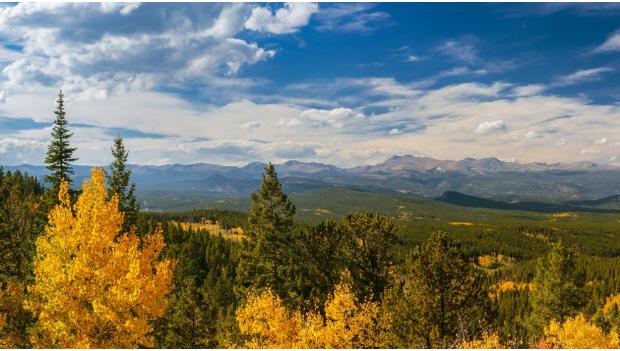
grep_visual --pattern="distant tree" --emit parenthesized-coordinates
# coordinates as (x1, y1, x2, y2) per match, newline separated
(527, 241, 585, 342)
(236, 162, 296, 302)
(107, 135, 139, 230)
(340, 212, 398, 301)
(383, 232, 494, 348)
(44, 90, 77, 201)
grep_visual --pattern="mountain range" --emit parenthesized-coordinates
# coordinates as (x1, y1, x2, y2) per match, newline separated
(6, 155, 620, 209)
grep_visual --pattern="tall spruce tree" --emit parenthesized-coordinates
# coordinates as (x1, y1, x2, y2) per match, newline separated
(235, 162, 296, 303)
(106, 135, 138, 230)
(527, 241, 585, 342)
(383, 232, 494, 348)
(44, 90, 77, 198)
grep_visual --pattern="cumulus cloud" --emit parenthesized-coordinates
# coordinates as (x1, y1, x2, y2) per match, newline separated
(244, 3, 318, 34)
(475, 120, 507, 134)
(388, 128, 401, 135)
(594, 28, 620, 53)
(0, 3, 309, 102)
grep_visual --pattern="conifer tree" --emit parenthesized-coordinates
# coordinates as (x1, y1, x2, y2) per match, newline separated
(107, 135, 138, 229)
(236, 162, 296, 302)
(44, 90, 77, 198)
(383, 232, 494, 348)
(527, 241, 585, 342)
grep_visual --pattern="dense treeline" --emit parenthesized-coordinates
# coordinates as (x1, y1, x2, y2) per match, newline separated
(3, 91, 620, 348)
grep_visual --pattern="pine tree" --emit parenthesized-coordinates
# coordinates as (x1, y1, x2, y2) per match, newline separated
(383, 232, 494, 348)
(340, 212, 398, 301)
(44, 90, 77, 198)
(236, 162, 296, 303)
(527, 241, 585, 342)
(107, 135, 138, 230)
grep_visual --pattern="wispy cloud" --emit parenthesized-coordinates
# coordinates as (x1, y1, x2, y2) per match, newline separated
(435, 36, 479, 64)
(554, 67, 614, 86)
(594, 29, 620, 53)
(314, 3, 390, 33)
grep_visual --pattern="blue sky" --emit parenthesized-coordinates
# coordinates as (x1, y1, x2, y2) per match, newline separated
(1, 3, 620, 167)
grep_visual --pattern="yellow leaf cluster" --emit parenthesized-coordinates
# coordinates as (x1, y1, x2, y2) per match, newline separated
(235, 280, 381, 349)
(460, 331, 505, 349)
(171, 219, 244, 242)
(298, 282, 380, 348)
(25, 168, 174, 348)
(488, 280, 534, 299)
(603, 293, 620, 314)
(537, 314, 620, 349)
(236, 289, 303, 348)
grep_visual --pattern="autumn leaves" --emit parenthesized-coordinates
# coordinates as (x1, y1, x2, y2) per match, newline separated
(25, 169, 174, 348)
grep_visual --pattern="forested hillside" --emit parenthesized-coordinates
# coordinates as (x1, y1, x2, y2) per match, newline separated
(3, 92, 620, 348)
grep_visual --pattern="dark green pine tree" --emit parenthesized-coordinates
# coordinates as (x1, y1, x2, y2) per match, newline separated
(526, 241, 585, 342)
(106, 135, 139, 230)
(235, 162, 296, 302)
(383, 232, 495, 348)
(44, 90, 77, 200)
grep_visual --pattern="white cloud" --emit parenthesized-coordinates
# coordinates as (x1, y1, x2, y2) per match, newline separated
(388, 128, 401, 135)
(244, 3, 318, 34)
(595, 29, 620, 53)
(581, 148, 600, 155)
(0, 3, 300, 102)
(314, 3, 390, 33)
(594, 137, 608, 145)
(406, 55, 422, 62)
(298, 107, 365, 128)
(475, 120, 506, 134)
(435, 37, 478, 63)
(512, 84, 546, 97)
(555, 67, 614, 86)
(242, 121, 261, 129)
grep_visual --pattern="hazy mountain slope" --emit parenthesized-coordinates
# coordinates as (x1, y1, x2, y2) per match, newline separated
(5, 155, 620, 200)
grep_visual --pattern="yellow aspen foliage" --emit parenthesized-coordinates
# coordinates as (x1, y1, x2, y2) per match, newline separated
(235, 277, 382, 349)
(297, 281, 380, 348)
(460, 332, 505, 349)
(537, 314, 620, 349)
(235, 289, 302, 348)
(603, 294, 620, 314)
(25, 168, 174, 348)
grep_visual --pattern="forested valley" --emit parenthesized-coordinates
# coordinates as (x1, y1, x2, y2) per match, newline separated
(3, 92, 620, 349)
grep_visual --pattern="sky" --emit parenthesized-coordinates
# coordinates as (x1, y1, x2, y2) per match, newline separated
(1, 3, 620, 167)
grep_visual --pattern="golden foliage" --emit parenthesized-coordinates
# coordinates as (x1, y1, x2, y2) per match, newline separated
(25, 168, 174, 348)
(297, 281, 381, 348)
(235, 278, 381, 349)
(171, 219, 244, 241)
(236, 289, 302, 348)
(537, 314, 620, 349)
(460, 332, 505, 349)
(603, 293, 620, 314)
(448, 222, 474, 226)
(488, 280, 534, 299)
